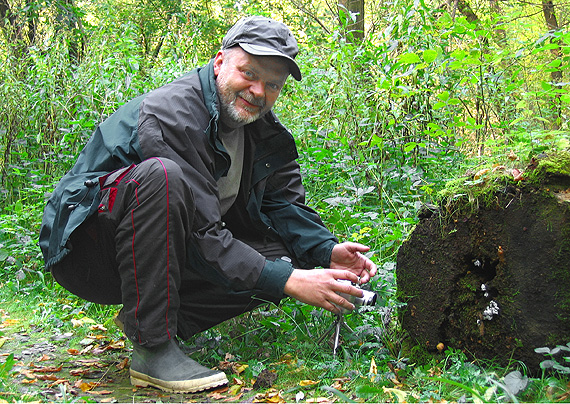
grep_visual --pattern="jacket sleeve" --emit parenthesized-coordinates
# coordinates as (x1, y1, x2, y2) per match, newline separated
(262, 160, 339, 268)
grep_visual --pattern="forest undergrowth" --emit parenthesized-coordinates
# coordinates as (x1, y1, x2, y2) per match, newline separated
(1, 0, 570, 401)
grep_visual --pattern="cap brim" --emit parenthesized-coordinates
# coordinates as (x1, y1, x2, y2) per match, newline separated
(239, 43, 302, 81)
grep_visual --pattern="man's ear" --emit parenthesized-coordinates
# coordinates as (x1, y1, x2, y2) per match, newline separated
(213, 51, 224, 76)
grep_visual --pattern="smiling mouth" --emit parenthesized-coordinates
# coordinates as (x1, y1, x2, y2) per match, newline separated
(239, 97, 259, 110)
(237, 92, 264, 110)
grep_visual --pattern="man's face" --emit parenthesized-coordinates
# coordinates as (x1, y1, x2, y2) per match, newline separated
(214, 47, 289, 128)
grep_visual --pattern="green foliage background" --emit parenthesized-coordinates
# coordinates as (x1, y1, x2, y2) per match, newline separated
(0, 0, 569, 401)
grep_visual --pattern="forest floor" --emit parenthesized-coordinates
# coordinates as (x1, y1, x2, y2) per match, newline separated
(0, 315, 259, 403)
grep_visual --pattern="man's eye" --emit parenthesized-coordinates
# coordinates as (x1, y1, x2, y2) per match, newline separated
(244, 70, 254, 78)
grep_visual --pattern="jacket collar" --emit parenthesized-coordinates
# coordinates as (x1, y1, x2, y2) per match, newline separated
(197, 59, 298, 182)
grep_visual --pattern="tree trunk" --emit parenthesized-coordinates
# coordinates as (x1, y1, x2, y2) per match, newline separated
(455, 0, 479, 23)
(56, 0, 85, 62)
(338, 0, 365, 42)
(489, 0, 506, 45)
(0, 0, 33, 76)
(541, 0, 563, 129)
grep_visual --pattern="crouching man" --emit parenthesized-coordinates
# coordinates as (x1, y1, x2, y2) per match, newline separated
(40, 15, 377, 393)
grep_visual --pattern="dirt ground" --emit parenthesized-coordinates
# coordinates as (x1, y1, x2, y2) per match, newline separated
(0, 323, 255, 403)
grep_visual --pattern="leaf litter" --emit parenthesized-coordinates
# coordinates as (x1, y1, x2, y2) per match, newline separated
(2, 310, 365, 403)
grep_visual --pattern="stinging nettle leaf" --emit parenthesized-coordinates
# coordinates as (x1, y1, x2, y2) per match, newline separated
(534, 347, 551, 354)
(422, 49, 438, 63)
(437, 91, 450, 102)
(503, 371, 528, 395)
(540, 360, 556, 369)
(399, 52, 421, 64)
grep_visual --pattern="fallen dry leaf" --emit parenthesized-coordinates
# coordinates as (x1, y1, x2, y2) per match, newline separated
(116, 357, 129, 370)
(369, 357, 378, 379)
(219, 360, 248, 375)
(224, 392, 244, 402)
(299, 379, 319, 387)
(47, 379, 69, 388)
(0, 318, 19, 328)
(88, 390, 113, 395)
(35, 374, 60, 381)
(330, 379, 345, 391)
(474, 168, 490, 180)
(19, 369, 37, 379)
(70, 368, 98, 377)
(108, 339, 125, 349)
(29, 364, 63, 373)
(383, 386, 408, 402)
(512, 168, 524, 181)
(75, 358, 107, 367)
(207, 392, 228, 400)
(253, 388, 285, 403)
(75, 380, 101, 392)
(208, 386, 229, 396)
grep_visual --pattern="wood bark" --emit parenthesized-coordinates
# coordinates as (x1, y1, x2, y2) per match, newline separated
(338, 0, 365, 41)
(542, 0, 563, 129)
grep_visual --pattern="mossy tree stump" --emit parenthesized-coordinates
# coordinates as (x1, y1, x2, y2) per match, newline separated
(396, 151, 570, 373)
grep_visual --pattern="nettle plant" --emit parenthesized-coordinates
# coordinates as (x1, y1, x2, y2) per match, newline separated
(535, 343, 570, 374)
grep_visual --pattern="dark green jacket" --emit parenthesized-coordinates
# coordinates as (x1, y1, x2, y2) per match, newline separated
(39, 60, 337, 298)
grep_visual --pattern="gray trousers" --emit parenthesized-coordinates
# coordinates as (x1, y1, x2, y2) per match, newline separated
(52, 158, 298, 347)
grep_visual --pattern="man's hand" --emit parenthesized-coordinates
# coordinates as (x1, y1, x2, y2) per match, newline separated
(283, 242, 377, 314)
(330, 242, 377, 284)
(283, 268, 364, 313)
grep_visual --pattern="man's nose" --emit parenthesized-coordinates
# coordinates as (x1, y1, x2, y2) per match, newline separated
(249, 80, 265, 97)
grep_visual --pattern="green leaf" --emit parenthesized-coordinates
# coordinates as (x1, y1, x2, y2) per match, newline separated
(547, 59, 562, 68)
(437, 91, 450, 102)
(404, 142, 417, 152)
(422, 49, 438, 63)
(424, 377, 485, 403)
(355, 384, 383, 398)
(399, 52, 421, 64)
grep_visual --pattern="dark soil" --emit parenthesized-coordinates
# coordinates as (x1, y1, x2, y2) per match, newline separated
(396, 152, 570, 373)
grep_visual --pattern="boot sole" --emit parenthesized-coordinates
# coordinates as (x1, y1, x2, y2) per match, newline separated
(130, 369, 228, 393)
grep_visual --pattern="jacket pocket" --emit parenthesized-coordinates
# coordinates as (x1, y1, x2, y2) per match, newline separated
(98, 164, 136, 213)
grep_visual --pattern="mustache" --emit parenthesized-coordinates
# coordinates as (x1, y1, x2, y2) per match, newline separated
(238, 91, 266, 108)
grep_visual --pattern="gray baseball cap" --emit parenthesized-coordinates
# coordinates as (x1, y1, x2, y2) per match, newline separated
(222, 16, 302, 81)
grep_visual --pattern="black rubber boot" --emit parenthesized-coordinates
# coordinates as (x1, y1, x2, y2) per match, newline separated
(130, 339, 228, 393)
